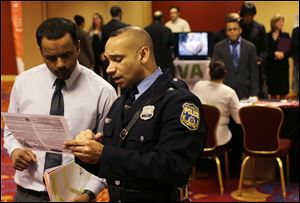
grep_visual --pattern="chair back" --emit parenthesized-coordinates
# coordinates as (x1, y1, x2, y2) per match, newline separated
(239, 105, 284, 154)
(202, 104, 221, 151)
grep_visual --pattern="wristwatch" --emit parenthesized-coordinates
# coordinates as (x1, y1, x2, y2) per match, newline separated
(82, 189, 96, 201)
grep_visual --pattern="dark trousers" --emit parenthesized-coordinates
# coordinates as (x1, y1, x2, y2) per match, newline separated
(14, 185, 50, 202)
(108, 184, 179, 202)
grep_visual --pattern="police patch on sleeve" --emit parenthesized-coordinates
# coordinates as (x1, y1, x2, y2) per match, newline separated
(180, 103, 200, 131)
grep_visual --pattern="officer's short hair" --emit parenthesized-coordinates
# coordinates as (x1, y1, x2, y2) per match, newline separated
(110, 5, 122, 17)
(36, 17, 78, 48)
(209, 58, 227, 80)
(239, 2, 257, 17)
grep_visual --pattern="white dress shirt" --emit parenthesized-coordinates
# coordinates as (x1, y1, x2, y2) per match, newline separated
(165, 17, 191, 33)
(192, 80, 241, 146)
(4, 62, 117, 194)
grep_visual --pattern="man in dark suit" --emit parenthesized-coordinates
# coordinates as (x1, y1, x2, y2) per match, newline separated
(239, 2, 268, 98)
(213, 18, 258, 99)
(213, 12, 240, 47)
(145, 11, 176, 76)
(101, 5, 129, 90)
(74, 15, 95, 69)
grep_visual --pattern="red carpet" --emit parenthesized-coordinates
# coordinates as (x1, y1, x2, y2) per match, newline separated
(1, 78, 298, 202)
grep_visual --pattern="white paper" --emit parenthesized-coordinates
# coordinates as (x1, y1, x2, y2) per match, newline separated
(44, 160, 93, 202)
(1, 112, 72, 152)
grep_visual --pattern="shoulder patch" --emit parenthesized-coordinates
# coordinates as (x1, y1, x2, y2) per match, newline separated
(180, 103, 200, 131)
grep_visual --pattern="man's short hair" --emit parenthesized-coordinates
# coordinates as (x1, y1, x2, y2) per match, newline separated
(153, 11, 163, 22)
(74, 15, 85, 27)
(225, 13, 240, 22)
(225, 18, 241, 28)
(36, 17, 78, 48)
(169, 6, 180, 12)
(209, 58, 227, 80)
(110, 5, 122, 17)
(239, 2, 257, 17)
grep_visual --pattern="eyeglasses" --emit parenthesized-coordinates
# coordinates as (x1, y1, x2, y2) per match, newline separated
(226, 27, 240, 32)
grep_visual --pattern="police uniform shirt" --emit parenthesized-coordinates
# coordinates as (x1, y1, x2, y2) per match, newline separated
(97, 69, 206, 191)
(4, 62, 117, 194)
(135, 67, 163, 101)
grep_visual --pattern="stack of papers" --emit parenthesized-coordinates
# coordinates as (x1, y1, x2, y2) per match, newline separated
(44, 160, 93, 202)
(1, 112, 72, 152)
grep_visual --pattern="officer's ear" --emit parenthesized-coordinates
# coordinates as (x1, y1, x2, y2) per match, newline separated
(138, 46, 150, 64)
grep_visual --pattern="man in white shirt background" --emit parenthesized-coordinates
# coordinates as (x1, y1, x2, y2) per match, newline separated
(165, 6, 191, 33)
(4, 17, 117, 202)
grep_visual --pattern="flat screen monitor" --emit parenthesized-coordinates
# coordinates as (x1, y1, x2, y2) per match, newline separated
(174, 32, 212, 60)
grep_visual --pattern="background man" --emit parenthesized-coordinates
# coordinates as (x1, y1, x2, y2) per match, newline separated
(74, 15, 95, 69)
(165, 6, 191, 33)
(145, 10, 176, 76)
(213, 18, 258, 100)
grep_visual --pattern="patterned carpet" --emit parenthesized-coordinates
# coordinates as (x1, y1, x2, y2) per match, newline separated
(1, 78, 299, 202)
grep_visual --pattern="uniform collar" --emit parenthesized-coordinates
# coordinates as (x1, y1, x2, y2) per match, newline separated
(136, 67, 163, 98)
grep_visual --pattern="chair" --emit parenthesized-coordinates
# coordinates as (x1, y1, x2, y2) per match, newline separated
(237, 105, 291, 198)
(192, 104, 230, 195)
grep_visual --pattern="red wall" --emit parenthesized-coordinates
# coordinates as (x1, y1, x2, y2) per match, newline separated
(1, 1, 18, 75)
(152, 1, 243, 32)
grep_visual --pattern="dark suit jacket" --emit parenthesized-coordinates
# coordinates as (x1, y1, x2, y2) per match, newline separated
(213, 38, 258, 99)
(241, 20, 267, 62)
(78, 29, 95, 68)
(291, 26, 299, 62)
(101, 19, 129, 51)
(145, 21, 176, 76)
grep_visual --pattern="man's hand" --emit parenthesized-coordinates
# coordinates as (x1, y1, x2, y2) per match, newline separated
(64, 139, 104, 164)
(11, 148, 37, 171)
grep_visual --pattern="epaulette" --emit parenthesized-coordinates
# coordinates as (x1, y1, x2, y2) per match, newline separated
(170, 78, 189, 90)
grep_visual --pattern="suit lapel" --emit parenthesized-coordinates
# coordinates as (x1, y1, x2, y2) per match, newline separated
(238, 39, 246, 70)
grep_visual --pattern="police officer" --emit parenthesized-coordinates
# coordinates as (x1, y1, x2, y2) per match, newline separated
(64, 26, 207, 202)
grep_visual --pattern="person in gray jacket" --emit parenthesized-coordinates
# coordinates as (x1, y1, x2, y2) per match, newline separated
(213, 18, 258, 99)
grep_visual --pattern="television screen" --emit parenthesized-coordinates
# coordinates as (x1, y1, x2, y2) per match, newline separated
(174, 32, 212, 60)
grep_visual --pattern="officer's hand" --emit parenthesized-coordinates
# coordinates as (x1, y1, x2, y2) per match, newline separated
(64, 140, 103, 164)
(75, 129, 103, 142)
(11, 148, 37, 171)
(72, 193, 95, 202)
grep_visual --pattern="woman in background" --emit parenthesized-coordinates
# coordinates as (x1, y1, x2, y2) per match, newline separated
(266, 14, 291, 99)
(89, 13, 105, 77)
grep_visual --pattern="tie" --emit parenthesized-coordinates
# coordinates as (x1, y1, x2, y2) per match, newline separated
(124, 86, 139, 110)
(230, 41, 240, 69)
(50, 79, 65, 115)
(44, 79, 65, 171)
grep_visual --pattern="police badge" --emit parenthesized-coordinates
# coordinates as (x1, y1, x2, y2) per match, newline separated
(180, 103, 200, 130)
(140, 105, 155, 120)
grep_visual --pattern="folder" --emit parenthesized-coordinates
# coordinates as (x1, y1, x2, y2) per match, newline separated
(44, 160, 93, 202)
(277, 38, 291, 52)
